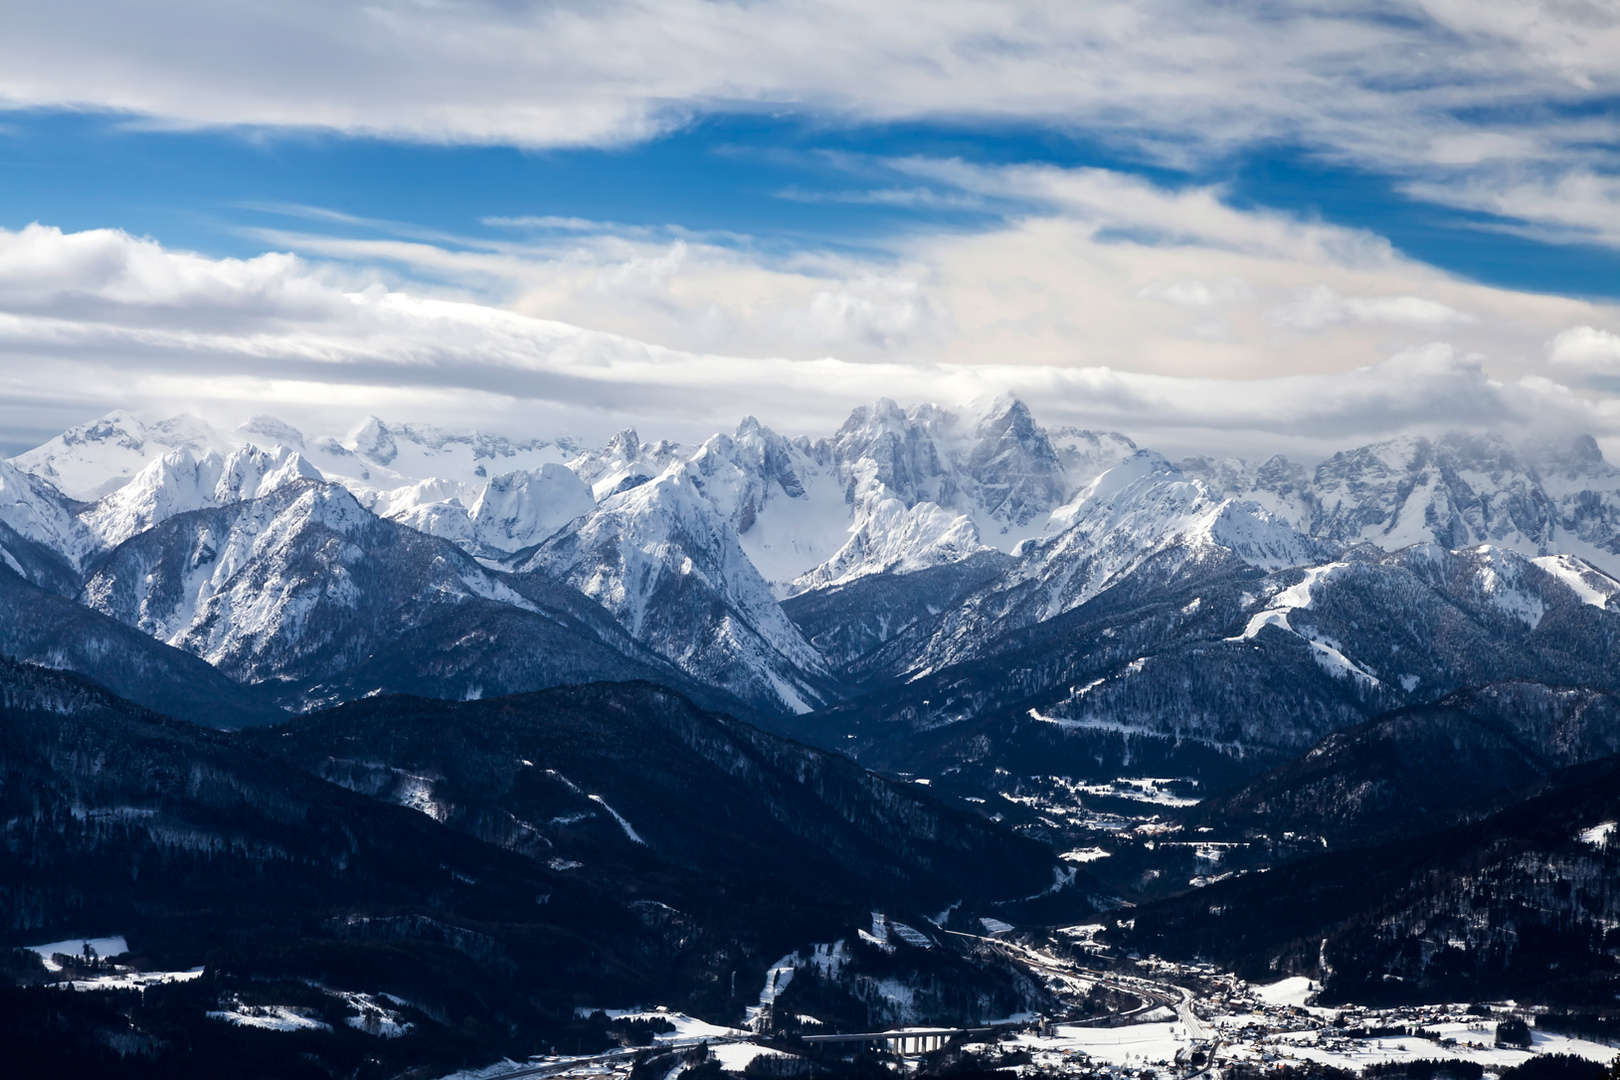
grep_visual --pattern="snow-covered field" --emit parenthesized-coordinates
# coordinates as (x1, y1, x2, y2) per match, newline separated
(1006, 1020, 1193, 1066)
(25, 934, 129, 968)
(207, 1001, 332, 1033)
(63, 966, 206, 992)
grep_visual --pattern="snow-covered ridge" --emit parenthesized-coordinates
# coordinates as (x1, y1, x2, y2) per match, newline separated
(18, 407, 1620, 596)
(12, 401, 1620, 723)
(81, 443, 323, 553)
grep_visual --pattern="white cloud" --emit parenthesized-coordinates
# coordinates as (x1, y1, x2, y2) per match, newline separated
(1403, 169, 1620, 247)
(3, 220, 1620, 462)
(1267, 285, 1477, 333)
(6, 2, 1620, 245)
(220, 162, 1617, 388)
(1549, 325, 1620, 374)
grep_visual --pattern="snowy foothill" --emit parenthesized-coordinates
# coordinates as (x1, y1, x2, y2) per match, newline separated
(710, 1043, 793, 1071)
(744, 953, 800, 1030)
(21, 931, 210, 992)
(202, 989, 416, 1036)
(1060, 847, 1112, 863)
(334, 990, 416, 1038)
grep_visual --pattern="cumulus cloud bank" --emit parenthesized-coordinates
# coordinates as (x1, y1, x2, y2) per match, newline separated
(241, 162, 1620, 384)
(3, 216, 1618, 461)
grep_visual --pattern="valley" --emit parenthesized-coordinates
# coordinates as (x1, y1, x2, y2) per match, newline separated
(4, 399, 1620, 1078)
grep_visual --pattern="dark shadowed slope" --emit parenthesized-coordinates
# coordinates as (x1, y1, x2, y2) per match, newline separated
(1126, 751, 1620, 1006)
(1194, 683, 1620, 848)
(0, 559, 283, 727)
(247, 681, 1085, 927)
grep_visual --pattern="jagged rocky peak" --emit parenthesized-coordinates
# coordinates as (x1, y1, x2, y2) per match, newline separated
(963, 395, 1068, 528)
(734, 415, 808, 499)
(567, 427, 684, 500)
(80, 442, 324, 551)
(1526, 431, 1610, 477)
(319, 415, 565, 491)
(822, 395, 1092, 521)
(346, 415, 399, 466)
(764, 397, 1144, 594)
(524, 463, 831, 714)
(824, 397, 957, 508)
(1311, 430, 1603, 558)
(361, 463, 595, 558)
(1177, 453, 1316, 532)
(686, 418, 811, 535)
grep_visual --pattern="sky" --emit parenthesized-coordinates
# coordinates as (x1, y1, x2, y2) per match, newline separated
(4, 1, 1620, 460)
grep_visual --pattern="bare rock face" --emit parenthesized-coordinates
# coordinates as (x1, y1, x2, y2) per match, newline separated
(521, 464, 835, 715)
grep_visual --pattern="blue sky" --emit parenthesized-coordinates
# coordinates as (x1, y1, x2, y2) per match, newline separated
(3, 1, 1620, 458)
(5, 108, 1618, 301)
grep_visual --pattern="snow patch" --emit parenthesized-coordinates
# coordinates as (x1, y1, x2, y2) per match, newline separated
(746, 952, 799, 1029)
(1061, 847, 1111, 863)
(1578, 821, 1616, 849)
(1231, 563, 1346, 641)
(207, 1000, 332, 1032)
(1534, 554, 1620, 610)
(588, 794, 647, 844)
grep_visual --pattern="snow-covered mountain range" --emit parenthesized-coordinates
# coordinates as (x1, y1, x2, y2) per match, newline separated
(4, 399, 1620, 734)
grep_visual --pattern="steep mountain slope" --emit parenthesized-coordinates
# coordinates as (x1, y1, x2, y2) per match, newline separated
(0, 560, 283, 727)
(683, 418, 849, 587)
(0, 514, 81, 599)
(0, 458, 91, 583)
(519, 465, 836, 714)
(781, 550, 1012, 671)
(1195, 683, 1620, 848)
(791, 452, 1340, 696)
(79, 480, 693, 712)
(886, 451, 1341, 680)
(790, 544, 1620, 791)
(1125, 750, 1620, 1006)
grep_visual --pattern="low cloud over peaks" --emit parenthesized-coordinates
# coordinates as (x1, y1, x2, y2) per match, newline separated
(1, 220, 1617, 463)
